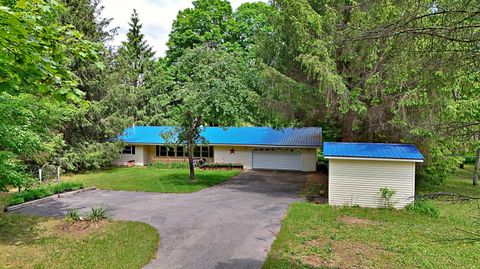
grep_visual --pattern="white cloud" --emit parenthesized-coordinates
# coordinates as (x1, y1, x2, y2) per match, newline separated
(100, 0, 268, 57)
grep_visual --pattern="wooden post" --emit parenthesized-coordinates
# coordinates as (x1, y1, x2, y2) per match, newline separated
(38, 168, 42, 182)
(473, 148, 479, 186)
(56, 166, 60, 182)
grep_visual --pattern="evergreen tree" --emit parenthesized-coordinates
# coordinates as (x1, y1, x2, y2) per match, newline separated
(119, 9, 155, 88)
(109, 9, 173, 126)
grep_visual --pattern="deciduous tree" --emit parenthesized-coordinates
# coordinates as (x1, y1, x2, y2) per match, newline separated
(167, 45, 258, 181)
(0, 0, 99, 189)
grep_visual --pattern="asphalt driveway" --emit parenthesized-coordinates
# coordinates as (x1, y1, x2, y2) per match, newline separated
(16, 170, 306, 269)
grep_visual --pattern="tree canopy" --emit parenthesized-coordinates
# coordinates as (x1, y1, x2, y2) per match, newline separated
(0, 0, 100, 189)
(0, 0, 478, 189)
(258, 0, 480, 184)
(168, 45, 259, 180)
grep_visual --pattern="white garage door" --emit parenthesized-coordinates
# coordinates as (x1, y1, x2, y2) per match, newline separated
(252, 149, 303, 171)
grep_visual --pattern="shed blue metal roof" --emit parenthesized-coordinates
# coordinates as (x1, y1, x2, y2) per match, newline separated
(324, 142, 424, 161)
(119, 126, 322, 147)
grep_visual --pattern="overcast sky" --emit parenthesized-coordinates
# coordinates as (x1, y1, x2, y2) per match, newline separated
(101, 0, 268, 57)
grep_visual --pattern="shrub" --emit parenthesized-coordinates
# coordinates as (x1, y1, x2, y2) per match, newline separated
(9, 197, 24, 206)
(51, 182, 83, 194)
(61, 142, 124, 172)
(201, 163, 243, 168)
(89, 207, 109, 221)
(379, 187, 397, 209)
(8, 182, 84, 206)
(406, 200, 440, 218)
(149, 162, 190, 169)
(66, 209, 81, 222)
(303, 183, 327, 197)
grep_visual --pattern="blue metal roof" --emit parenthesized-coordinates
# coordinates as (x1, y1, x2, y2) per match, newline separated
(324, 142, 424, 161)
(119, 126, 322, 147)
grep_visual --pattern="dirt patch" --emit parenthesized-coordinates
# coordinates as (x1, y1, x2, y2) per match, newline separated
(303, 172, 329, 204)
(56, 220, 108, 236)
(302, 237, 394, 268)
(337, 216, 379, 226)
(302, 254, 326, 268)
(304, 172, 328, 191)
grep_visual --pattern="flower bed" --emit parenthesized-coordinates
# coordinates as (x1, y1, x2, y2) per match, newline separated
(201, 163, 243, 170)
(9, 182, 84, 206)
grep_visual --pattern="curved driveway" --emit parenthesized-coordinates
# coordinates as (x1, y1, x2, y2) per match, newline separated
(17, 170, 306, 269)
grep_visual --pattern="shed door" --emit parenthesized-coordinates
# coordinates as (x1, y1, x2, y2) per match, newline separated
(252, 149, 303, 171)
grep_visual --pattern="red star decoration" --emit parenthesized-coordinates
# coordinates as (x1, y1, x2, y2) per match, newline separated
(229, 148, 236, 155)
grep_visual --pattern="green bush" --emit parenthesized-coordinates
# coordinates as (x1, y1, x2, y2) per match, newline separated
(9, 182, 84, 206)
(464, 156, 476, 164)
(406, 200, 440, 218)
(51, 182, 82, 194)
(149, 161, 190, 169)
(379, 187, 397, 209)
(303, 183, 327, 197)
(201, 163, 243, 168)
(9, 197, 24, 206)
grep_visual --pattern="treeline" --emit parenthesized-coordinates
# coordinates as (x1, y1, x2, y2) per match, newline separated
(0, 0, 479, 190)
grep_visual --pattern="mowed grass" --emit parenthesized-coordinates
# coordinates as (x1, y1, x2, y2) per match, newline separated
(0, 195, 159, 269)
(418, 164, 479, 197)
(264, 165, 480, 269)
(64, 167, 240, 193)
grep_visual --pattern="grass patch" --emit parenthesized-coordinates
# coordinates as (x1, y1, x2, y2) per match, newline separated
(1, 191, 158, 269)
(0, 192, 159, 268)
(63, 167, 240, 193)
(264, 165, 480, 269)
(0, 213, 159, 269)
(418, 165, 479, 197)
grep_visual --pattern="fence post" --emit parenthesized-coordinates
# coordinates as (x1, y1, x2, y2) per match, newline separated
(56, 166, 60, 182)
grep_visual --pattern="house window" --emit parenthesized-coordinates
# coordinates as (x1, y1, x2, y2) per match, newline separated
(209, 146, 214, 158)
(168, 146, 175, 157)
(201, 146, 209, 158)
(176, 146, 184, 157)
(156, 146, 167, 157)
(122, 146, 135, 154)
(194, 146, 201, 157)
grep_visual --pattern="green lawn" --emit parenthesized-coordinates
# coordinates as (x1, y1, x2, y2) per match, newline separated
(418, 165, 479, 197)
(264, 165, 480, 269)
(0, 194, 159, 269)
(63, 167, 240, 193)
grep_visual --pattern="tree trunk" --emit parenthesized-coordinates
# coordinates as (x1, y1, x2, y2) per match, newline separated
(187, 140, 196, 182)
(473, 148, 479, 186)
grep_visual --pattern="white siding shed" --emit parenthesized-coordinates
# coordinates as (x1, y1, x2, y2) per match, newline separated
(324, 142, 424, 209)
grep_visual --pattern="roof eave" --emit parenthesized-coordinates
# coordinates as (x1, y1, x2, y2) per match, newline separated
(324, 156, 424, 163)
(121, 141, 321, 148)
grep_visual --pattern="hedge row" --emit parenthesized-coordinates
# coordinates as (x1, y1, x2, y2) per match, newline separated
(9, 182, 84, 206)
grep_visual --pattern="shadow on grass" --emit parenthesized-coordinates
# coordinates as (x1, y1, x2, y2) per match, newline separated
(0, 212, 45, 245)
(262, 255, 311, 269)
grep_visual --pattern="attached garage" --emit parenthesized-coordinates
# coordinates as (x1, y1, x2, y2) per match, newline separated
(324, 142, 424, 209)
(252, 149, 303, 171)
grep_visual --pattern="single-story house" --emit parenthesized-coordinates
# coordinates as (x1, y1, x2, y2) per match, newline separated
(114, 126, 322, 172)
(324, 142, 424, 208)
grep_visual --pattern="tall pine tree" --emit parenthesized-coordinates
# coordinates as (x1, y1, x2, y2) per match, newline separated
(109, 9, 173, 126)
(118, 9, 155, 88)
